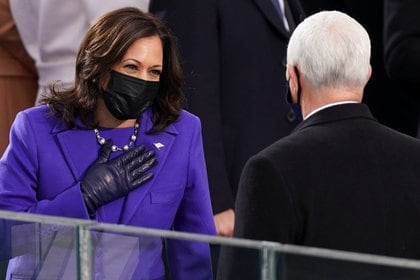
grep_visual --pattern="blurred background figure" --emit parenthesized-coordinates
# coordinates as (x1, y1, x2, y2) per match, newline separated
(299, 0, 419, 137)
(9, 0, 150, 104)
(384, 0, 420, 137)
(0, 0, 37, 156)
(150, 0, 305, 238)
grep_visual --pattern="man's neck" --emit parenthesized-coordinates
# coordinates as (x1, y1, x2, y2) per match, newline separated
(304, 101, 359, 120)
(301, 87, 363, 119)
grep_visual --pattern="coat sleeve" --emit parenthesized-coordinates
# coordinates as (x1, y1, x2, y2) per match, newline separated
(234, 154, 299, 242)
(217, 153, 300, 280)
(0, 0, 37, 76)
(0, 111, 89, 219)
(166, 117, 216, 280)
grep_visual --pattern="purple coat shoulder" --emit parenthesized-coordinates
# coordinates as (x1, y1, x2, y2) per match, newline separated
(0, 105, 215, 280)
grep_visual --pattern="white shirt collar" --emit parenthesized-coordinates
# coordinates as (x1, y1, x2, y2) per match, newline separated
(304, 101, 358, 120)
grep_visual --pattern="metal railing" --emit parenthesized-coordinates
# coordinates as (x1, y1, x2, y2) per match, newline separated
(1, 210, 420, 279)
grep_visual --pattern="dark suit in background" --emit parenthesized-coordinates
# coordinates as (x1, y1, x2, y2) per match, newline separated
(300, 0, 419, 137)
(384, 0, 420, 137)
(149, 0, 305, 217)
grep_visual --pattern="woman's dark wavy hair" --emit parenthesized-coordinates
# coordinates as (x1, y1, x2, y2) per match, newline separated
(40, 7, 186, 133)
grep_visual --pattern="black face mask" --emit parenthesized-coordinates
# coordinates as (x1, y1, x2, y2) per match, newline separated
(103, 70, 160, 120)
(286, 83, 302, 121)
(285, 67, 303, 121)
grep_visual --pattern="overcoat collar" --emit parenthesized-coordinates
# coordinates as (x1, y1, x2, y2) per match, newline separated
(292, 103, 377, 133)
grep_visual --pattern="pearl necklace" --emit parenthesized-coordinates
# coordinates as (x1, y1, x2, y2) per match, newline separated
(94, 119, 140, 152)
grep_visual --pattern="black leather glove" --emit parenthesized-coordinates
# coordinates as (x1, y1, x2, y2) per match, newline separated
(81, 140, 157, 216)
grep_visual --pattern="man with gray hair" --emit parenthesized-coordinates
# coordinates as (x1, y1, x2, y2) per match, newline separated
(218, 10, 420, 280)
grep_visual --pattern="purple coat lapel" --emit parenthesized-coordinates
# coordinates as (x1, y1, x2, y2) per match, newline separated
(54, 125, 96, 182)
(121, 111, 178, 224)
(53, 109, 179, 224)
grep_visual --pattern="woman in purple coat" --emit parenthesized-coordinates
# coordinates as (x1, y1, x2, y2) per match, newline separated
(0, 7, 215, 280)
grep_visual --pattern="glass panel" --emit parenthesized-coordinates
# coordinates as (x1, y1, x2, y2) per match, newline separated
(87, 229, 163, 279)
(216, 243, 420, 280)
(1, 210, 420, 280)
(85, 226, 216, 280)
(1, 221, 80, 279)
(274, 252, 420, 280)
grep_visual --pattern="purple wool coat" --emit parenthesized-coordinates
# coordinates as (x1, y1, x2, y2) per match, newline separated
(0, 105, 216, 280)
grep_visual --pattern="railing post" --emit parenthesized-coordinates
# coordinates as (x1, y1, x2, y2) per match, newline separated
(77, 226, 92, 280)
(261, 243, 277, 280)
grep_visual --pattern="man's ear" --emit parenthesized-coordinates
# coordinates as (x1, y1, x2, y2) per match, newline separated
(367, 65, 372, 82)
(287, 65, 299, 103)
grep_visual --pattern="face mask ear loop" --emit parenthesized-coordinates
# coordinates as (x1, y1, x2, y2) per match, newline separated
(294, 66, 302, 105)
(285, 72, 303, 122)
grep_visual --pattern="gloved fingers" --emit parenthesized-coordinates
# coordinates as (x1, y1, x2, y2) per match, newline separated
(131, 172, 154, 188)
(95, 139, 113, 164)
(131, 157, 157, 177)
(119, 144, 146, 165)
(126, 149, 156, 171)
(138, 149, 155, 163)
